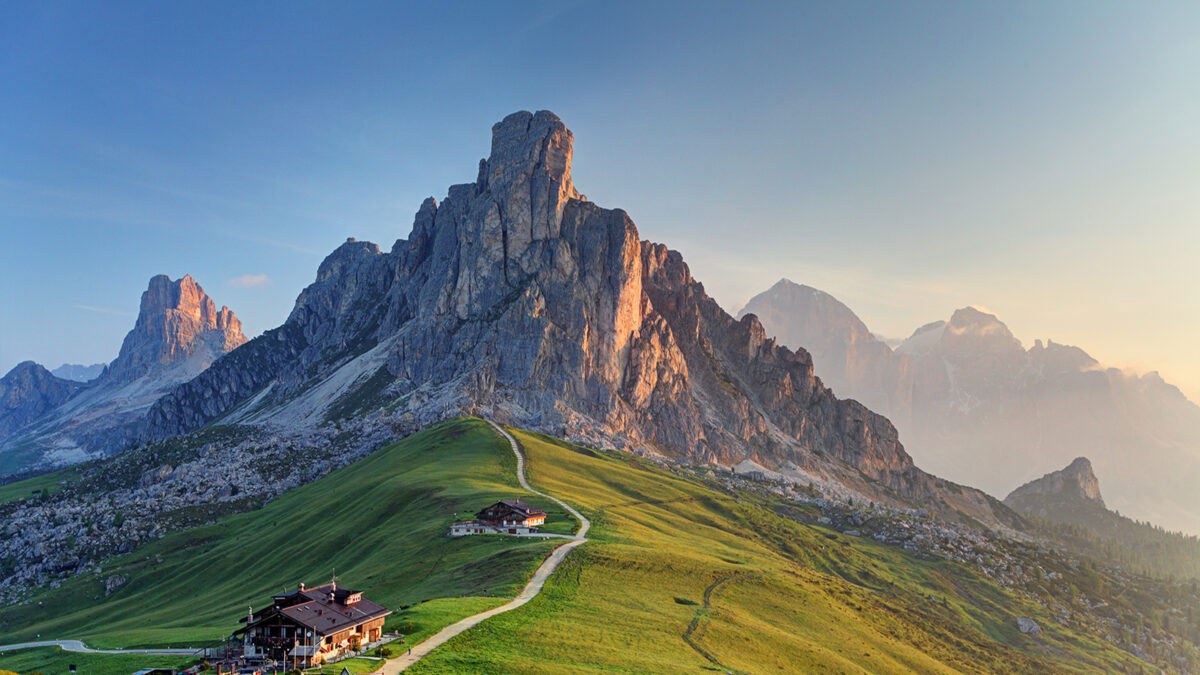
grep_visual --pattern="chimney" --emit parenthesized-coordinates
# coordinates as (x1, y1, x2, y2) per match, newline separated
(299, 582, 305, 591)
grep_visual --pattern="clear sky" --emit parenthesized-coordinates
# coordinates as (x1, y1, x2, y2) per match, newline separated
(2, 1, 1198, 401)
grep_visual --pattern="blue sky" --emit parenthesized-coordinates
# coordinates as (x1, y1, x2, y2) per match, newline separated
(2, 1, 1199, 400)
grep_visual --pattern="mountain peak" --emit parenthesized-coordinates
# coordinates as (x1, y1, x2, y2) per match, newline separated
(1005, 456, 1105, 508)
(478, 110, 580, 237)
(937, 306, 1023, 355)
(0, 361, 82, 436)
(104, 275, 247, 383)
(948, 306, 1010, 332)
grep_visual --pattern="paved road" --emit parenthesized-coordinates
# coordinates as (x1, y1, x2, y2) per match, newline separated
(0, 639, 200, 655)
(382, 420, 590, 673)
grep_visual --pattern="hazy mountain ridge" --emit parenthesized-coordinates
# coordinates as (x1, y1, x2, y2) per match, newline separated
(140, 111, 1018, 529)
(1004, 457, 1200, 581)
(0, 275, 247, 474)
(741, 279, 1200, 534)
(49, 363, 105, 383)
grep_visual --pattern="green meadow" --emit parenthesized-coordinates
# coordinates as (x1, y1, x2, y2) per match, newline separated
(407, 426, 1153, 673)
(0, 647, 194, 675)
(0, 419, 1157, 673)
(0, 419, 564, 653)
(0, 467, 79, 506)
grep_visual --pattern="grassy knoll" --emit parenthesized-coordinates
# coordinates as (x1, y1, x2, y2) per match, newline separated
(0, 419, 569, 653)
(0, 468, 79, 506)
(0, 647, 195, 675)
(408, 427, 1153, 674)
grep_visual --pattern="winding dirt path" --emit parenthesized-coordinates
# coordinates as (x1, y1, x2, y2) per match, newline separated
(382, 420, 589, 672)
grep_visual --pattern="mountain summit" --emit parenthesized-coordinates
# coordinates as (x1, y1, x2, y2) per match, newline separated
(103, 274, 246, 384)
(0, 274, 246, 473)
(0, 362, 82, 438)
(738, 279, 914, 426)
(143, 111, 1016, 527)
(1005, 457, 1105, 509)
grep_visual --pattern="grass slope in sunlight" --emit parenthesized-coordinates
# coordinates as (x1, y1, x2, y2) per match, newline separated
(408, 427, 1153, 674)
(0, 647, 195, 675)
(0, 419, 570, 654)
(0, 419, 1155, 674)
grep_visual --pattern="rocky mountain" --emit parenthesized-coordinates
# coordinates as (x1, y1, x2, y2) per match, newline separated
(50, 363, 105, 383)
(741, 282, 1200, 534)
(0, 275, 246, 475)
(141, 111, 1018, 529)
(102, 274, 245, 384)
(0, 362, 82, 438)
(1004, 457, 1104, 512)
(737, 279, 914, 428)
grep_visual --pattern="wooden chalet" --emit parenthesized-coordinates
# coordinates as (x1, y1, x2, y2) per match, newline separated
(235, 582, 390, 666)
(475, 497, 547, 528)
(449, 499, 547, 536)
(477, 499, 546, 529)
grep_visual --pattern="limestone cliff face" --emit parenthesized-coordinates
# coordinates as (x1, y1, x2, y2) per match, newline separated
(0, 362, 82, 437)
(102, 274, 246, 384)
(143, 111, 1019, 527)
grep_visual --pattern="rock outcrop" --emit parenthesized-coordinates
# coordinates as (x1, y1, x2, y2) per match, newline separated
(1005, 457, 1105, 510)
(0, 362, 82, 438)
(0, 275, 247, 474)
(142, 111, 1020, 529)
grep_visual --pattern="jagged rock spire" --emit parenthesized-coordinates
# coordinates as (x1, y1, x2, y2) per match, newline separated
(104, 274, 247, 383)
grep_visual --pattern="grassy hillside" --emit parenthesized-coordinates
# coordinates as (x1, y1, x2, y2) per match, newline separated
(0, 419, 1159, 673)
(409, 427, 1153, 673)
(0, 467, 78, 506)
(0, 648, 195, 675)
(0, 419, 567, 651)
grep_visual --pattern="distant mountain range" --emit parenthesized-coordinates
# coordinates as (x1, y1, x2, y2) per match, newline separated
(50, 363, 105, 383)
(739, 278, 1200, 534)
(0, 274, 246, 474)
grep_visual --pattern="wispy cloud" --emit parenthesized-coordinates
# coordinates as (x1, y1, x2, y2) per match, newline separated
(227, 274, 272, 288)
(73, 304, 134, 317)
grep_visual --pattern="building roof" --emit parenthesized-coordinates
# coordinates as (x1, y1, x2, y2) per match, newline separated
(239, 583, 391, 637)
(476, 499, 545, 520)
